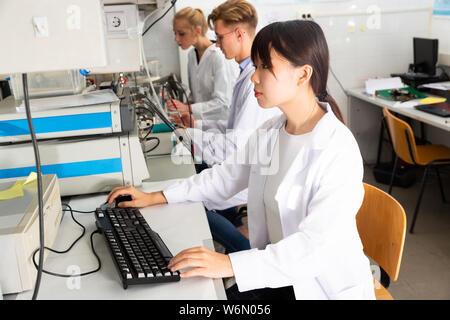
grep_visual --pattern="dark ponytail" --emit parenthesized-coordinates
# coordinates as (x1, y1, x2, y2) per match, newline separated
(319, 92, 344, 124)
(251, 20, 345, 124)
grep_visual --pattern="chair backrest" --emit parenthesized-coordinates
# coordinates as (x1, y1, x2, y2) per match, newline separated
(356, 183, 407, 281)
(382, 107, 418, 165)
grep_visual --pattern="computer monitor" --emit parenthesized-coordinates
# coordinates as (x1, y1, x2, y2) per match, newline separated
(413, 37, 438, 76)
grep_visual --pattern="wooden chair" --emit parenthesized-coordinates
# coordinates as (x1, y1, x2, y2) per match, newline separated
(382, 107, 450, 233)
(356, 183, 407, 300)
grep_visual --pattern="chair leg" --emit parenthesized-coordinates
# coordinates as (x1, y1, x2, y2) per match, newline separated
(380, 267, 391, 289)
(410, 166, 430, 234)
(434, 167, 447, 203)
(388, 155, 398, 195)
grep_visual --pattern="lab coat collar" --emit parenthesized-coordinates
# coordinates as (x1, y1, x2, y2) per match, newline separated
(195, 44, 217, 67)
(270, 102, 337, 151)
(235, 61, 254, 85)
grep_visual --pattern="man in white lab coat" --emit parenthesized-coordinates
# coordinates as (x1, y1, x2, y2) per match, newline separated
(168, 0, 282, 247)
(169, 0, 281, 167)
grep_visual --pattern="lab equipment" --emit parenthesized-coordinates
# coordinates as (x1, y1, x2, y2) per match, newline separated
(0, 0, 108, 74)
(7, 70, 86, 100)
(0, 174, 62, 294)
(0, 89, 149, 196)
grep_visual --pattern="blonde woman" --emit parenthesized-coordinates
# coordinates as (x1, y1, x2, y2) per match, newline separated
(169, 7, 239, 121)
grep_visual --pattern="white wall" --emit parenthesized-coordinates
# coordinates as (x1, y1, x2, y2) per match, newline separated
(141, 6, 180, 78)
(431, 11, 450, 66)
(255, 0, 434, 122)
(432, 16, 450, 54)
(143, 0, 449, 147)
(168, 0, 435, 123)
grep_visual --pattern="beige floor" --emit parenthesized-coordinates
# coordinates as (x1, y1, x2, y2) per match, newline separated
(231, 164, 450, 300)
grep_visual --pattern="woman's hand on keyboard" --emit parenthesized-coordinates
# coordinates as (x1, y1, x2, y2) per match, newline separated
(167, 246, 234, 279)
(106, 186, 167, 208)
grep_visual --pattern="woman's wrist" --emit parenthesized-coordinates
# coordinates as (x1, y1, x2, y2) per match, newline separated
(149, 191, 168, 205)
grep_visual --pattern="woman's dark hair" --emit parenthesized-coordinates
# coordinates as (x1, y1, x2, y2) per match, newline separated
(251, 20, 344, 124)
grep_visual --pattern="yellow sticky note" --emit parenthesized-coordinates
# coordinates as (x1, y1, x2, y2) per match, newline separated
(420, 97, 446, 105)
(0, 180, 25, 201)
(24, 172, 37, 185)
(0, 172, 38, 201)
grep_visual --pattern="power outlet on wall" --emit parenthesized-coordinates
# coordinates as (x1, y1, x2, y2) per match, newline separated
(296, 6, 314, 20)
(104, 4, 138, 39)
(106, 11, 127, 33)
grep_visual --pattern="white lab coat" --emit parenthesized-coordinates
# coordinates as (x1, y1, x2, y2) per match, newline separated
(187, 44, 239, 121)
(187, 61, 282, 167)
(186, 61, 281, 209)
(164, 103, 376, 300)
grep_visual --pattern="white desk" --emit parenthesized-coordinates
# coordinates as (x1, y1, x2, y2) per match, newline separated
(12, 152, 226, 300)
(346, 87, 450, 163)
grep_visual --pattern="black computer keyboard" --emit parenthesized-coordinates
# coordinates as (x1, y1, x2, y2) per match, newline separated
(95, 207, 180, 289)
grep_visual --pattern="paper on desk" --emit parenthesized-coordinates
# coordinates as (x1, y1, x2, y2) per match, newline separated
(420, 81, 450, 91)
(393, 100, 419, 109)
(419, 97, 447, 104)
(16, 89, 119, 112)
(0, 172, 37, 201)
(23, 172, 37, 185)
(0, 180, 24, 201)
(365, 77, 404, 95)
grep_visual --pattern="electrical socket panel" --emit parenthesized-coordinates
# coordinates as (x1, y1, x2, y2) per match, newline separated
(89, 4, 141, 73)
(106, 11, 127, 33)
(104, 4, 138, 39)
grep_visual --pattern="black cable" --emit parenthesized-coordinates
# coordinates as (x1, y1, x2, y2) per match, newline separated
(142, 0, 177, 37)
(143, 123, 155, 140)
(307, 17, 347, 97)
(139, 95, 194, 159)
(329, 65, 347, 96)
(164, 82, 187, 127)
(63, 208, 96, 214)
(135, 104, 162, 152)
(144, 136, 160, 153)
(22, 74, 44, 300)
(170, 79, 195, 158)
(32, 204, 102, 278)
(135, 105, 158, 140)
(172, 78, 193, 128)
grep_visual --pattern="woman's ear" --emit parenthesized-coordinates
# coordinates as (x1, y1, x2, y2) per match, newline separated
(195, 25, 202, 36)
(297, 65, 314, 87)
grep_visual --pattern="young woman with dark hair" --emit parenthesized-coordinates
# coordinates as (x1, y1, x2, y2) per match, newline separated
(106, 20, 375, 300)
